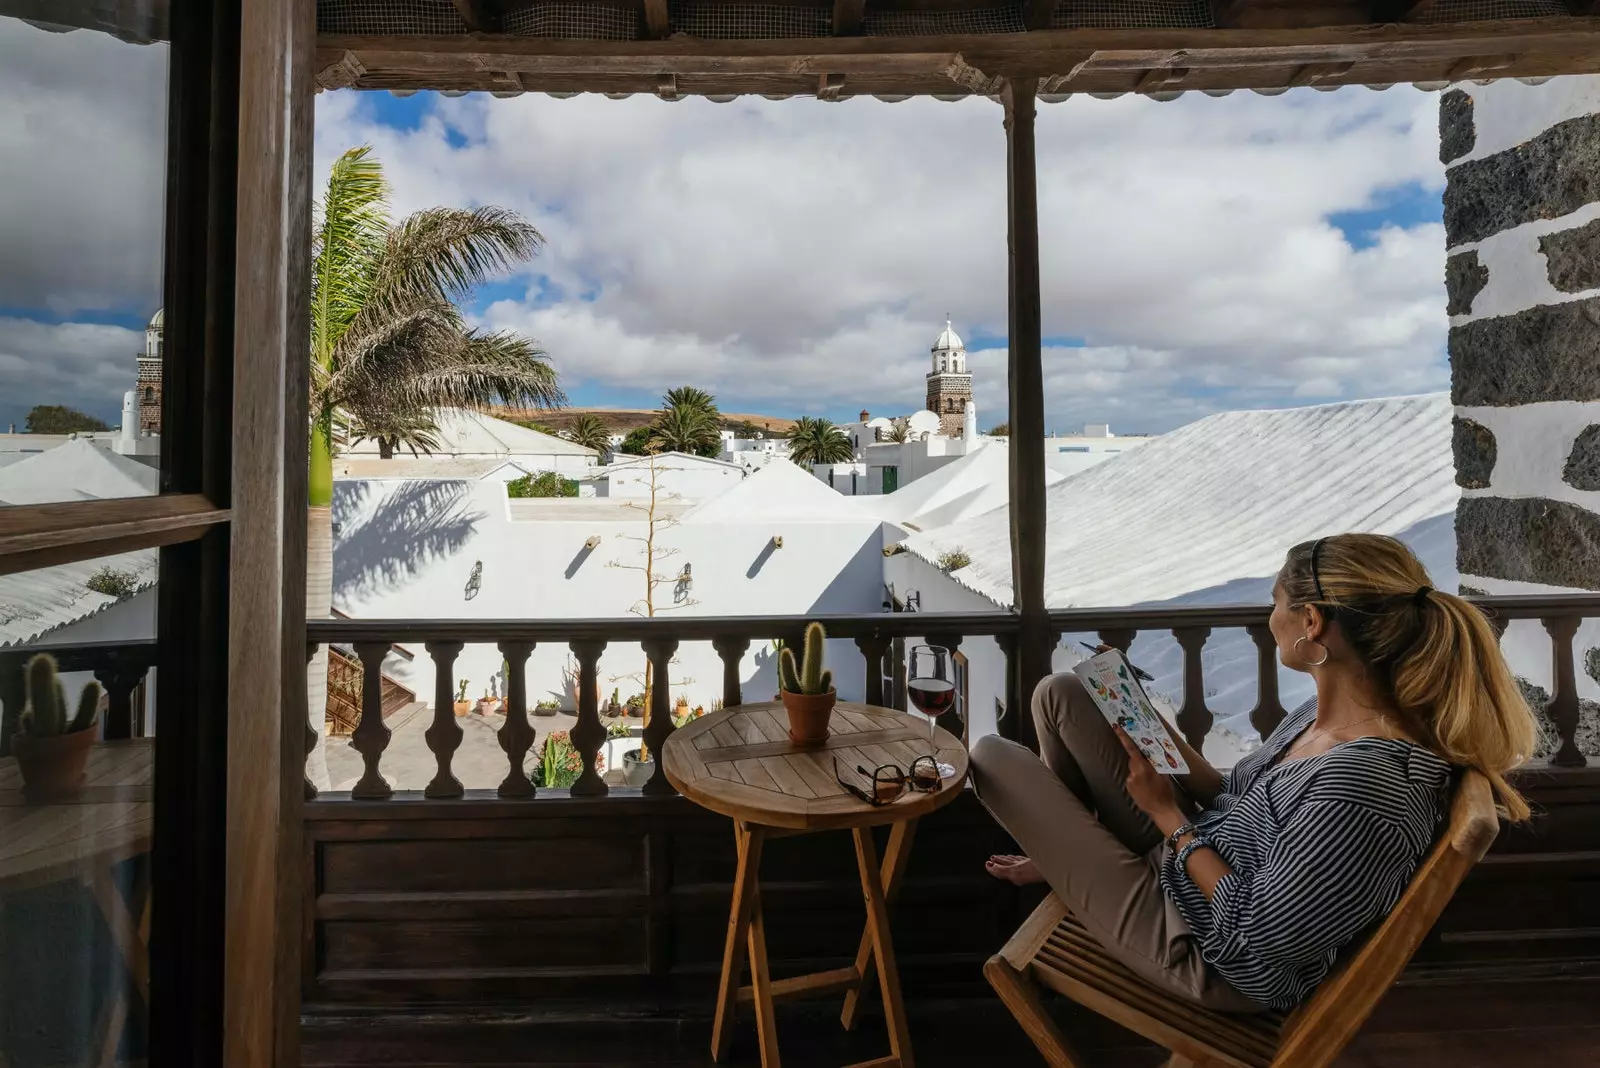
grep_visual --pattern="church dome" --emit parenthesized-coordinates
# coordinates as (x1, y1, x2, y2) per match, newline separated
(932, 317, 963, 352)
(148, 308, 163, 330)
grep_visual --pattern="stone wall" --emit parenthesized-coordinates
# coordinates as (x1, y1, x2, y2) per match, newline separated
(1444, 77, 1600, 744)
(1445, 77, 1600, 596)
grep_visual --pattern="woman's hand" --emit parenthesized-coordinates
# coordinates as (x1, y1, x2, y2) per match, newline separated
(1114, 726, 1186, 835)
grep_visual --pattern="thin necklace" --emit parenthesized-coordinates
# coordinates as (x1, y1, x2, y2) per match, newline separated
(1288, 713, 1391, 755)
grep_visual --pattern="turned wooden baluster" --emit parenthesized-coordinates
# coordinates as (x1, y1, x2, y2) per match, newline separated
(350, 641, 394, 800)
(423, 640, 466, 799)
(497, 640, 537, 798)
(922, 632, 965, 741)
(995, 630, 1027, 747)
(1097, 628, 1137, 657)
(855, 633, 890, 708)
(94, 659, 145, 740)
(1173, 626, 1213, 752)
(642, 637, 680, 795)
(1247, 623, 1288, 740)
(1542, 615, 1586, 768)
(713, 636, 749, 709)
(304, 642, 320, 800)
(568, 640, 608, 797)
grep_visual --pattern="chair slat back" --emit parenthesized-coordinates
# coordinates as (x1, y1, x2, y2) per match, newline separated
(1270, 769, 1500, 1068)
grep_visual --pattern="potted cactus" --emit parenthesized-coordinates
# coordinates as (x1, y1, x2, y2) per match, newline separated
(453, 678, 472, 717)
(779, 621, 835, 746)
(10, 653, 102, 801)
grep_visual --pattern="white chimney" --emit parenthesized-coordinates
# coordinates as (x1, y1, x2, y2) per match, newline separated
(121, 391, 138, 442)
(963, 400, 978, 443)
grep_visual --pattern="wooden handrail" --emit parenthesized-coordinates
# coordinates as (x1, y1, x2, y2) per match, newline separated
(304, 594, 1600, 798)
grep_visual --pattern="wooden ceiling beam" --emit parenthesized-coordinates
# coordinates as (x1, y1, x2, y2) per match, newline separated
(818, 72, 847, 98)
(1285, 59, 1353, 85)
(642, 0, 670, 39)
(1444, 53, 1517, 80)
(1135, 65, 1190, 91)
(833, 0, 865, 36)
(317, 18, 1600, 90)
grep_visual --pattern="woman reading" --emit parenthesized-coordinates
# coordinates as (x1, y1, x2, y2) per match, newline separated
(971, 533, 1536, 1012)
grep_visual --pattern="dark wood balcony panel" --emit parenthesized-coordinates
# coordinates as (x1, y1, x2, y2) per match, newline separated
(318, 835, 648, 896)
(322, 914, 650, 973)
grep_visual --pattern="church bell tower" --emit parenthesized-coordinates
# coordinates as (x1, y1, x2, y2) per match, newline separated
(925, 317, 973, 438)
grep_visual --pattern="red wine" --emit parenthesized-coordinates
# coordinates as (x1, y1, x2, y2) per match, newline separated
(908, 679, 955, 716)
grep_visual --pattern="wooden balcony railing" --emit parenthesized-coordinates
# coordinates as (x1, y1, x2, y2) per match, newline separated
(0, 639, 157, 755)
(304, 593, 1599, 801)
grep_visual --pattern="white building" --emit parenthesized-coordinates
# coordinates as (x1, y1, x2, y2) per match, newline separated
(341, 407, 600, 477)
(720, 431, 791, 470)
(591, 451, 747, 502)
(1043, 424, 1151, 477)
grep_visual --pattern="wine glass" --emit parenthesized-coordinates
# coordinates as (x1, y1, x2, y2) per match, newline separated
(907, 645, 957, 780)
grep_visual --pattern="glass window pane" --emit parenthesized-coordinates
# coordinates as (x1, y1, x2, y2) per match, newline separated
(2, 551, 159, 1064)
(0, 11, 169, 503)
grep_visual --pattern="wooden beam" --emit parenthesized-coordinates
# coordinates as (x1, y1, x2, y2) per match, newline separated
(641, 0, 669, 39)
(0, 495, 230, 575)
(833, 0, 865, 36)
(1444, 53, 1517, 80)
(315, 49, 365, 89)
(818, 72, 846, 99)
(1285, 59, 1353, 85)
(1021, 0, 1056, 32)
(1135, 64, 1190, 91)
(1002, 76, 1050, 755)
(449, 0, 490, 32)
(657, 72, 678, 99)
(226, 0, 312, 1061)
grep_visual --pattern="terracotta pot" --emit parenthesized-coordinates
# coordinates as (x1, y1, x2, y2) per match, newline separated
(781, 689, 836, 747)
(453, 700, 473, 717)
(12, 729, 95, 801)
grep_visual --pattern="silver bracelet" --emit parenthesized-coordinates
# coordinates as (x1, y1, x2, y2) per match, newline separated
(1175, 836, 1211, 871)
(1165, 822, 1197, 852)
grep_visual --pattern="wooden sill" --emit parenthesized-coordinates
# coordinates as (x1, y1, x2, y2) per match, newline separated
(0, 494, 230, 575)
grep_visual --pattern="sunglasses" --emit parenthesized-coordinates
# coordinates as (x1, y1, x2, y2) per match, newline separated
(834, 756, 944, 806)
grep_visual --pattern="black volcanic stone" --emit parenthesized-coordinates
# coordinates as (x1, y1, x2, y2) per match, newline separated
(1564, 424, 1600, 492)
(1440, 89, 1475, 165)
(1450, 297, 1600, 406)
(1443, 112, 1600, 247)
(1452, 416, 1496, 489)
(1445, 250, 1489, 316)
(1540, 217, 1600, 295)
(1457, 496, 1600, 590)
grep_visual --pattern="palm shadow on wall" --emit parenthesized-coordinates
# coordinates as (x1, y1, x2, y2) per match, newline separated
(333, 480, 485, 604)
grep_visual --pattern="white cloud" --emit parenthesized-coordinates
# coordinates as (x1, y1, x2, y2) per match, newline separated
(0, 318, 142, 428)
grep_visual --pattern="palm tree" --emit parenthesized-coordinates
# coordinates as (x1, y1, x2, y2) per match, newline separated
(306, 145, 561, 788)
(787, 416, 854, 466)
(663, 385, 717, 416)
(649, 402, 721, 456)
(565, 413, 612, 455)
(884, 418, 914, 444)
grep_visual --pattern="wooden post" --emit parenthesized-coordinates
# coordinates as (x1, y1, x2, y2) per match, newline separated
(225, 0, 314, 1060)
(1004, 76, 1050, 754)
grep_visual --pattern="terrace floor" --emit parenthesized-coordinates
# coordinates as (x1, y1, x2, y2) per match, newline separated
(302, 970, 1600, 1068)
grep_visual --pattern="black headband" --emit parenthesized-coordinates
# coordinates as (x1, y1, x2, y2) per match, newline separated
(1414, 585, 1433, 605)
(1310, 537, 1328, 602)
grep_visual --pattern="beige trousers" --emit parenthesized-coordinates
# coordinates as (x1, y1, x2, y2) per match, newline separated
(971, 673, 1264, 1013)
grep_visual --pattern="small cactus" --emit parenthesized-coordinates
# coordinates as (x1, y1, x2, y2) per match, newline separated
(15, 654, 100, 740)
(778, 622, 833, 696)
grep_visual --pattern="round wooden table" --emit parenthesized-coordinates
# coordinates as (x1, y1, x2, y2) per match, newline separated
(662, 702, 969, 1068)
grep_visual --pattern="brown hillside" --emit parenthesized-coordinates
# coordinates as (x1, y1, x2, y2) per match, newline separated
(494, 407, 798, 435)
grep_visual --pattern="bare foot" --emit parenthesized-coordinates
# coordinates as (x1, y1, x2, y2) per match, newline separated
(985, 854, 1045, 886)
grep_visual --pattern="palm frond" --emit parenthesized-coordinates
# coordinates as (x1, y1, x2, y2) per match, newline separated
(649, 404, 721, 455)
(369, 206, 543, 319)
(787, 416, 854, 465)
(348, 407, 444, 457)
(372, 331, 566, 414)
(312, 146, 390, 375)
(566, 413, 612, 454)
(662, 386, 718, 415)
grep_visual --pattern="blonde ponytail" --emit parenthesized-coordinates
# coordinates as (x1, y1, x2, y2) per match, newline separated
(1282, 534, 1538, 822)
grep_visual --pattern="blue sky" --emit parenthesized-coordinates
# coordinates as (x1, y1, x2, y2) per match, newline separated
(4, 42, 1454, 435)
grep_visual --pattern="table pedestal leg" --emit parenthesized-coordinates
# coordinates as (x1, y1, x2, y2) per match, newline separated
(712, 821, 767, 1063)
(841, 819, 917, 1032)
(846, 825, 915, 1068)
(746, 872, 781, 1068)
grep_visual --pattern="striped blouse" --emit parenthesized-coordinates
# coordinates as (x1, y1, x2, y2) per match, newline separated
(1159, 698, 1452, 1011)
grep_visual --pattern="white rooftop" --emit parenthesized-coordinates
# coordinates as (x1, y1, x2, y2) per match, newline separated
(682, 457, 845, 523)
(906, 394, 1458, 608)
(336, 456, 529, 481)
(342, 408, 598, 459)
(0, 438, 159, 505)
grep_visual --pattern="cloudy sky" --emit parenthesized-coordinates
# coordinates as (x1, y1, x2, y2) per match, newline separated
(3, 16, 1454, 436)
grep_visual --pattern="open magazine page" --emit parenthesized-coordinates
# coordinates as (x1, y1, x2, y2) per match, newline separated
(1072, 650, 1190, 775)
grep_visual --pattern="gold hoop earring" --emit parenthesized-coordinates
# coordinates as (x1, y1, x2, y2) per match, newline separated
(1294, 635, 1329, 668)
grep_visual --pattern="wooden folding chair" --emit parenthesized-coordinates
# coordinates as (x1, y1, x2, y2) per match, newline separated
(985, 770, 1500, 1068)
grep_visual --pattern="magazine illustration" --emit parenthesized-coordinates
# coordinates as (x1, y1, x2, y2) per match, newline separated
(1072, 649, 1189, 776)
